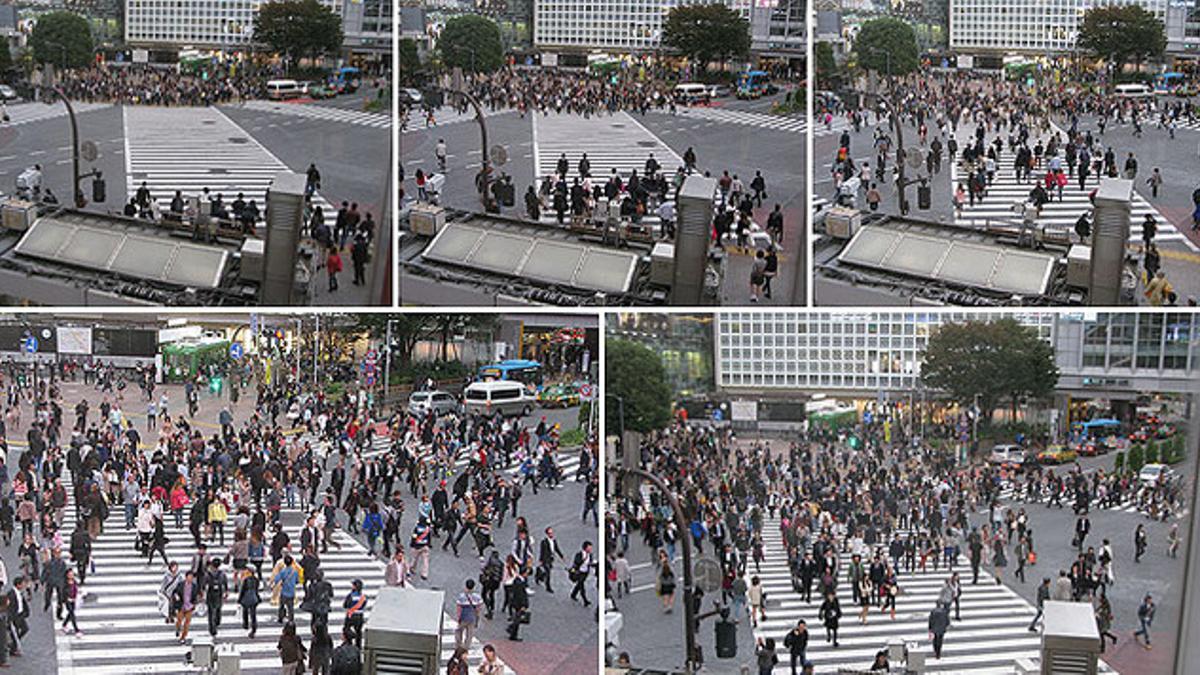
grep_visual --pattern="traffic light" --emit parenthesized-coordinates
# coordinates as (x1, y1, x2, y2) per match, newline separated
(917, 183, 931, 210)
(92, 177, 105, 203)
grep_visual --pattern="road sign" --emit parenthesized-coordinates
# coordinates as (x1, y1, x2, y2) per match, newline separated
(229, 343, 243, 360)
(693, 559, 722, 593)
(580, 383, 593, 399)
(366, 349, 378, 363)
(490, 144, 508, 166)
(21, 336, 37, 354)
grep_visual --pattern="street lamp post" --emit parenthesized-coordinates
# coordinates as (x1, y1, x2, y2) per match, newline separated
(616, 466, 700, 674)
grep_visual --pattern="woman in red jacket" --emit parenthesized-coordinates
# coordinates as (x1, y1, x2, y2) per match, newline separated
(326, 246, 342, 292)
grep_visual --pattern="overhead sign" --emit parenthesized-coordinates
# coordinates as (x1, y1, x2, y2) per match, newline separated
(730, 400, 758, 422)
(56, 326, 92, 355)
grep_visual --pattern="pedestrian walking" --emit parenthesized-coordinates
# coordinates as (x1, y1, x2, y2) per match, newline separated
(1132, 594, 1156, 649)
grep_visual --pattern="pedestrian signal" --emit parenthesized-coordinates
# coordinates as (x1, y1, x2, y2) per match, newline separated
(92, 177, 105, 203)
(918, 184, 931, 210)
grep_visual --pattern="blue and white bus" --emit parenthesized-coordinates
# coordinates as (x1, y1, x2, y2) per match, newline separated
(478, 359, 543, 386)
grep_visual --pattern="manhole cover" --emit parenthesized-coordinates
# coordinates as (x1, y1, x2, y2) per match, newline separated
(229, 137, 249, 144)
(611, 123, 625, 129)
(208, 168, 229, 175)
(637, 141, 657, 147)
(202, 120, 216, 125)
(132, 173, 148, 179)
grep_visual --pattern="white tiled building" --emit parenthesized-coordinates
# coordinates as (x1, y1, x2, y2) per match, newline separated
(715, 311, 1057, 392)
(125, 0, 342, 49)
(949, 0, 1168, 55)
(534, 0, 751, 51)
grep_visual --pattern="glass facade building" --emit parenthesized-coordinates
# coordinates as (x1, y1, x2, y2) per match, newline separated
(608, 313, 714, 397)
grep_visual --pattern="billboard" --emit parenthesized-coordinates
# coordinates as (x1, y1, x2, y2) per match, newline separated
(730, 399, 758, 421)
(56, 326, 93, 355)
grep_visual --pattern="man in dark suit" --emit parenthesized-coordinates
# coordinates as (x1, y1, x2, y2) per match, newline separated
(537, 527, 565, 593)
(7, 576, 28, 656)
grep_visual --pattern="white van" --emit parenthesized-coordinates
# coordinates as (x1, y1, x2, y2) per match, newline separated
(267, 79, 303, 100)
(1115, 83, 1152, 98)
(462, 380, 535, 417)
(674, 83, 710, 105)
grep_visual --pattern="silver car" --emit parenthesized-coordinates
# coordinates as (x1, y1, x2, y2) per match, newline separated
(407, 390, 458, 417)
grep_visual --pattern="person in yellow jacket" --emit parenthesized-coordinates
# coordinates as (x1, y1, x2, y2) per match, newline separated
(1145, 271, 1173, 307)
(207, 491, 229, 546)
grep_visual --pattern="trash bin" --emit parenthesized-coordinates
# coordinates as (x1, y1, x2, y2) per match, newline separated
(714, 618, 737, 658)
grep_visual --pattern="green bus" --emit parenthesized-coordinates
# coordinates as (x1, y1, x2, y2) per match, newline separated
(161, 340, 230, 383)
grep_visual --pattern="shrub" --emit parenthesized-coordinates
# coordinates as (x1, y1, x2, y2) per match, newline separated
(1127, 444, 1145, 474)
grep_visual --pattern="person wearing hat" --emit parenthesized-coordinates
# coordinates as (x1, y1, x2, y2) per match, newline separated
(343, 579, 367, 648)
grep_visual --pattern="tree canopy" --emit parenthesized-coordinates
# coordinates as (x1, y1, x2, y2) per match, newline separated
(399, 38, 421, 85)
(30, 12, 94, 69)
(854, 17, 920, 76)
(606, 339, 672, 435)
(815, 41, 842, 91)
(255, 0, 344, 66)
(1077, 5, 1165, 72)
(662, 3, 750, 72)
(356, 314, 498, 367)
(438, 15, 505, 74)
(919, 319, 1059, 424)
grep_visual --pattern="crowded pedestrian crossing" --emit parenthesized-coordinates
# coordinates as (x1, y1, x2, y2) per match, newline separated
(950, 127, 1197, 252)
(991, 482, 1190, 520)
(751, 518, 1116, 674)
(122, 106, 337, 230)
(531, 111, 685, 229)
(53, 475, 510, 674)
(238, 100, 390, 129)
(658, 107, 807, 135)
(297, 424, 585, 482)
(400, 105, 515, 132)
(1, 101, 110, 128)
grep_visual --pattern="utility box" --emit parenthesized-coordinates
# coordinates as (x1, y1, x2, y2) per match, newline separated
(649, 241, 674, 286)
(191, 636, 215, 669)
(1088, 178, 1132, 306)
(409, 203, 446, 236)
(1041, 601, 1101, 675)
(263, 172, 306, 305)
(671, 176, 718, 305)
(825, 206, 862, 239)
(240, 237, 266, 282)
(2, 200, 37, 231)
(364, 587, 444, 674)
(215, 643, 240, 675)
(1065, 244, 1090, 288)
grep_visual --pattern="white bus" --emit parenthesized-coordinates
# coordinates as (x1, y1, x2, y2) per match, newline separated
(1114, 83, 1153, 98)
(267, 79, 303, 100)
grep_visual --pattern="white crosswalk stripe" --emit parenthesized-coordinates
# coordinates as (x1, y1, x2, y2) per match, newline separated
(0, 101, 110, 128)
(951, 125, 1197, 251)
(748, 517, 1116, 673)
(531, 111, 686, 230)
(655, 107, 807, 134)
(54, 474, 512, 674)
(991, 483, 1187, 519)
(123, 106, 336, 230)
(812, 114, 855, 136)
(239, 100, 390, 129)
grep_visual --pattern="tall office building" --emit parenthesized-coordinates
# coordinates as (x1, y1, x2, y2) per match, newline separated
(125, 0, 341, 50)
(533, 0, 751, 52)
(714, 311, 1197, 397)
(715, 311, 1057, 394)
(949, 0, 1168, 55)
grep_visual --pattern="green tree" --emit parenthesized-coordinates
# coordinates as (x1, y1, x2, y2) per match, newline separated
(30, 12, 93, 69)
(606, 339, 672, 434)
(438, 15, 504, 74)
(662, 3, 750, 74)
(1127, 444, 1145, 474)
(399, 38, 421, 85)
(1114, 451, 1125, 473)
(815, 41, 841, 90)
(854, 17, 920, 76)
(920, 319, 1059, 424)
(255, 0, 344, 68)
(1077, 5, 1165, 75)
